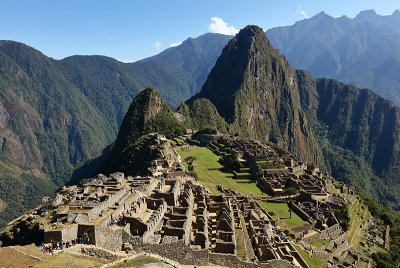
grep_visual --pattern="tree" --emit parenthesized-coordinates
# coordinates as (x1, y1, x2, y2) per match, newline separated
(184, 156, 196, 164)
(282, 187, 298, 196)
(220, 152, 241, 172)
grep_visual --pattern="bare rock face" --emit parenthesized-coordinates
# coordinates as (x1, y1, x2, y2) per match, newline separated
(0, 102, 10, 128)
(0, 198, 7, 213)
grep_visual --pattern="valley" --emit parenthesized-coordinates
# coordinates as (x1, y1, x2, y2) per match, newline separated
(1, 8, 400, 268)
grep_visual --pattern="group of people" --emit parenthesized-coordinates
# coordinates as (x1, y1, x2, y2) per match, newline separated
(108, 200, 137, 226)
(39, 234, 91, 254)
(108, 213, 126, 226)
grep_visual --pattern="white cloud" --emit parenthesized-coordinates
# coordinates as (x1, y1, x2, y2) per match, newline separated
(296, 6, 308, 19)
(154, 41, 162, 50)
(119, 59, 134, 63)
(208, 17, 238, 35)
(169, 42, 182, 48)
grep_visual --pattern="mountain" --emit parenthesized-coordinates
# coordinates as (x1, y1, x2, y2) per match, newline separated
(184, 26, 317, 162)
(0, 41, 115, 227)
(135, 33, 233, 103)
(266, 9, 400, 107)
(181, 25, 400, 209)
(0, 33, 230, 228)
(99, 87, 185, 176)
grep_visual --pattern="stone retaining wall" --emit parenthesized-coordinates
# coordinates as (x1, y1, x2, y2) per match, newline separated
(140, 241, 209, 265)
(88, 187, 127, 220)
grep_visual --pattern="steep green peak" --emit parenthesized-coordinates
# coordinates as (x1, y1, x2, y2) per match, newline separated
(235, 25, 269, 44)
(111, 87, 169, 154)
(194, 24, 296, 123)
(101, 87, 185, 175)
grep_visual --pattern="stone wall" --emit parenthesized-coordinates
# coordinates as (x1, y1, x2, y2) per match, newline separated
(183, 188, 194, 245)
(61, 224, 78, 241)
(289, 202, 310, 221)
(101, 191, 138, 227)
(291, 224, 312, 234)
(142, 200, 167, 243)
(122, 230, 143, 246)
(140, 241, 209, 265)
(96, 225, 123, 252)
(88, 187, 127, 220)
(209, 253, 296, 268)
(321, 224, 341, 240)
(81, 246, 119, 260)
(43, 223, 78, 243)
(44, 230, 62, 243)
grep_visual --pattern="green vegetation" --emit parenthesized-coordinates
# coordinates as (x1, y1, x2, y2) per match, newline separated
(176, 98, 229, 132)
(333, 205, 351, 232)
(235, 228, 246, 261)
(100, 88, 185, 176)
(309, 239, 329, 248)
(220, 152, 241, 172)
(258, 201, 308, 230)
(109, 255, 162, 268)
(176, 145, 266, 196)
(281, 187, 298, 196)
(195, 127, 218, 135)
(0, 34, 231, 228)
(292, 244, 325, 268)
(102, 135, 162, 177)
(362, 196, 400, 267)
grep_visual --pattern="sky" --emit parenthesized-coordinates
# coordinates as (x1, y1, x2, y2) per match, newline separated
(0, 0, 399, 62)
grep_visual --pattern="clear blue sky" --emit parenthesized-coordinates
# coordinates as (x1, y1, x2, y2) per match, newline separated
(0, 0, 398, 62)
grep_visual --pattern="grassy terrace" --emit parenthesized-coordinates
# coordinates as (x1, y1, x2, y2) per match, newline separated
(326, 180, 371, 250)
(109, 255, 162, 268)
(292, 244, 324, 268)
(309, 239, 329, 248)
(258, 201, 308, 230)
(176, 145, 267, 197)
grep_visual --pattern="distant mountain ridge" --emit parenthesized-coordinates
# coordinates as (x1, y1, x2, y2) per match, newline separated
(266, 9, 400, 107)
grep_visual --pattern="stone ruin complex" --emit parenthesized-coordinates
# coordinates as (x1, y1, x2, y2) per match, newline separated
(209, 136, 353, 257)
(2, 133, 362, 267)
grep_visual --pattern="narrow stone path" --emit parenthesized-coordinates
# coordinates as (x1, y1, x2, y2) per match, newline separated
(10, 246, 43, 261)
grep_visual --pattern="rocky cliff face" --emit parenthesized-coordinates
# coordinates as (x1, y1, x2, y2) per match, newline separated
(298, 70, 400, 180)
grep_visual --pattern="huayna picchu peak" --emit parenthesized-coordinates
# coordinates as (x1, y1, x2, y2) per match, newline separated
(184, 25, 317, 164)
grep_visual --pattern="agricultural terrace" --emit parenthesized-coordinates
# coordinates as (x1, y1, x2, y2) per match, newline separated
(175, 143, 267, 197)
(258, 201, 309, 231)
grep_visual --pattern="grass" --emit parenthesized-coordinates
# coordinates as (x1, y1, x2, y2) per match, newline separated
(292, 244, 325, 268)
(109, 255, 161, 268)
(309, 239, 329, 248)
(258, 201, 308, 230)
(34, 252, 109, 268)
(239, 214, 255, 260)
(0, 246, 41, 268)
(345, 193, 371, 249)
(235, 228, 247, 261)
(176, 145, 267, 197)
